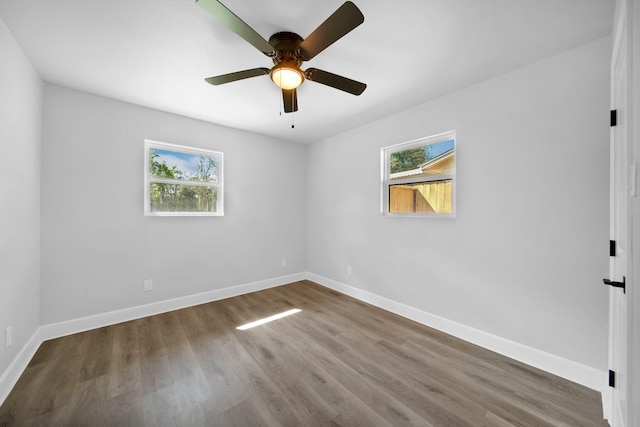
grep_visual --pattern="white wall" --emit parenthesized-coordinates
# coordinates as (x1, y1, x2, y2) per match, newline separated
(307, 37, 611, 370)
(40, 86, 306, 325)
(0, 17, 42, 375)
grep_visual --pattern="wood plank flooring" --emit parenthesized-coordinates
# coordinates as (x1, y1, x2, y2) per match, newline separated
(0, 281, 609, 426)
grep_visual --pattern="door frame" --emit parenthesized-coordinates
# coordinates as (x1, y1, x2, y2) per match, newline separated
(606, 2, 630, 424)
(627, 0, 640, 425)
(608, 1, 639, 426)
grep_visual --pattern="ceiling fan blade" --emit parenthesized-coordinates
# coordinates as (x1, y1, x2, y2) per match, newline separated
(305, 68, 366, 95)
(298, 2, 364, 61)
(282, 89, 298, 113)
(205, 68, 270, 85)
(196, 0, 275, 56)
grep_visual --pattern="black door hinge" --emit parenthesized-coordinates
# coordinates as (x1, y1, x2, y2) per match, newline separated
(611, 110, 617, 127)
(610, 240, 616, 257)
(609, 370, 616, 387)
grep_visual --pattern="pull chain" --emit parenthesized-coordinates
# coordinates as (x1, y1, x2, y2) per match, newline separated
(279, 73, 283, 116)
(291, 88, 295, 128)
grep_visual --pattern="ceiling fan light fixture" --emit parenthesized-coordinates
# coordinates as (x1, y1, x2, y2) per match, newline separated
(271, 63, 304, 90)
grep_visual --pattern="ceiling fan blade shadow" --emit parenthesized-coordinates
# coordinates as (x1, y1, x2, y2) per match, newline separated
(305, 68, 366, 95)
(298, 2, 364, 61)
(196, 0, 275, 56)
(205, 68, 270, 85)
(282, 89, 298, 113)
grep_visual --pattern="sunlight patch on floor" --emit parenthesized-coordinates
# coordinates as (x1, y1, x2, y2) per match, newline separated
(236, 308, 302, 330)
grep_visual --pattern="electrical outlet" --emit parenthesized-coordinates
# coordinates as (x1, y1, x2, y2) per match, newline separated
(347, 265, 352, 276)
(144, 279, 153, 292)
(281, 258, 287, 268)
(5, 326, 12, 348)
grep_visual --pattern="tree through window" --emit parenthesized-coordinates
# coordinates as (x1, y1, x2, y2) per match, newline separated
(144, 140, 223, 216)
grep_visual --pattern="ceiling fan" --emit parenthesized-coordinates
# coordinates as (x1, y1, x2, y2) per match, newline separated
(196, 0, 367, 113)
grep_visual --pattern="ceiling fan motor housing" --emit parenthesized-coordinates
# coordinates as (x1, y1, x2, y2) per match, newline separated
(268, 32, 304, 66)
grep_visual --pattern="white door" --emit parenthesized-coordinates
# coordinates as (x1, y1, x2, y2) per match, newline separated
(608, 2, 629, 425)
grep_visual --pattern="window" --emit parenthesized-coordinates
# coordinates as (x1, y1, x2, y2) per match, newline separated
(144, 140, 223, 216)
(381, 131, 456, 216)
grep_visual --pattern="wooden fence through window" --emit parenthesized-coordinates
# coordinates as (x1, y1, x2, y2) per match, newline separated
(389, 180, 452, 213)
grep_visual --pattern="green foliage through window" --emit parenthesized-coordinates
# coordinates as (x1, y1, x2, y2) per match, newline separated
(145, 141, 223, 216)
(149, 183, 217, 213)
(389, 147, 427, 174)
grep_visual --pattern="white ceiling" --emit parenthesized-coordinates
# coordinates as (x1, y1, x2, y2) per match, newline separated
(0, 0, 614, 144)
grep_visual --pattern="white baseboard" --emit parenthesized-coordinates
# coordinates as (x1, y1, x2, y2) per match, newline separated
(41, 273, 306, 341)
(305, 272, 607, 393)
(0, 327, 42, 406)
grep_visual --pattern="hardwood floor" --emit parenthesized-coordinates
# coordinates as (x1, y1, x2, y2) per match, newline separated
(0, 281, 608, 426)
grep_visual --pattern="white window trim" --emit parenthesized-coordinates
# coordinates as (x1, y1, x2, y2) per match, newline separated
(381, 130, 456, 218)
(144, 139, 224, 217)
